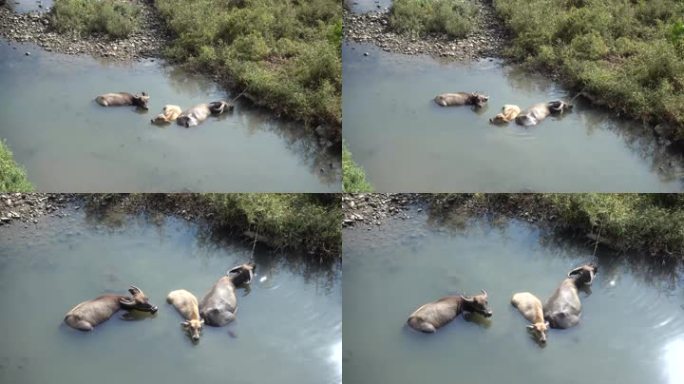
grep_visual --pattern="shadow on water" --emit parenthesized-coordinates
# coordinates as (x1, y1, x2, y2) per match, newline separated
(343, 206, 684, 384)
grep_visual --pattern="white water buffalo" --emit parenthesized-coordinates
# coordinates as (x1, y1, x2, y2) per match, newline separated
(64, 285, 158, 331)
(543, 263, 598, 329)
(167, 289, 204, 342)
(176, 100, 233, 128)
(199, 262, 255, 327)
(511, 292, 549, 344)
(434, 92, 489, 108)
(515, 100, 573, 126)
(151, 105, 182, 125)
(490, 104, 521, 124)
(407, 290, 492, 333)
(95, 92, 150, 110)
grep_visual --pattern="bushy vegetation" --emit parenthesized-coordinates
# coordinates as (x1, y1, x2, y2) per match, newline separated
(0, 141, 32, 192)
(85, 193, 341, 260)
(389, 0, 478, 38)
(493, 0, 684, 139)
(155, 0, 342, 130)
(431, 193, 684, 259)
(343, 142, 373, 192)
(50, 0, 141, 39)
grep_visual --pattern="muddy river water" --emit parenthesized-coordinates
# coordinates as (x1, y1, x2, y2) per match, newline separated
(0, 40, 340, 191)
(343, 207, 684, 384)
(343, 43, 684, 191)
(0, 209, 341, 384)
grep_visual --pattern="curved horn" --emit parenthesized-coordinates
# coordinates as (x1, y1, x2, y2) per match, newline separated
(119, 297, 135, 306)
(129, 285, 141, 294)
(481, 289, 488, 299)
(567, 266, 584, 277)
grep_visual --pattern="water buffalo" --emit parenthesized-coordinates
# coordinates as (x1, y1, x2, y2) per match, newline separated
(407, 290, 492, 333)
(515, 100, 573, 126)
(167, 289, 204, 342)
(543, 263, 598, 329)
(64, 285, 158, 331)
(151, 105, 182, 125)
(176, 100, 234, 128)
(434, 92, 489, 108)
(511, 292, 549, 344)
(490, 104, 521, 124)
(95, 92, 150, 110)
(199, 262, 255, 327)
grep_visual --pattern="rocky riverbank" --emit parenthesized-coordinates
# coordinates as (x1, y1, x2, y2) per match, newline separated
(0, 1, 168, 61)
(0, 193, 77, 226)
(342, 193, 425, 228)
(343, 1, 506, 60)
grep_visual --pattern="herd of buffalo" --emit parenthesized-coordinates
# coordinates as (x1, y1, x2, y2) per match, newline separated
(63, 262, 256, 342)
(433, 91, 574, 127)
(407, 263, 598, 345)
(94, 91, 234, 127)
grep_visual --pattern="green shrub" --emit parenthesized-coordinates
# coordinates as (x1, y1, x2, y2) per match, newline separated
(50, 0, 141, 39)
(343, 142, 373, 193)
(155, 0, 342, 130)
(389, 0, 478, 39)
(493, 0, 684, 135)
(0, 140, 33, 192)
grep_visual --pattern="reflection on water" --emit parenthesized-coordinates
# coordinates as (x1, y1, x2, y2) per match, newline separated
(343, 43, 684, 191)
(663, 338, 684, 384)
(343, 208, 684, 384)
(344, 0, 392, 13)
(0, 207, 341, 384)
(0, 39, 340, 191)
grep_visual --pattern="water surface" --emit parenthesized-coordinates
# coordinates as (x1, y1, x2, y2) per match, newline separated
(0, 40, 340, 191)
(343, 43, 684, 191)
(343, 209, 684, 384)
(0, 209, 341, 384)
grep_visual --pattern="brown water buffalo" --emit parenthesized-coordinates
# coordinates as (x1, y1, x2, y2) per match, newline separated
(64, 285, 158, 331)
(151, 105, 182, 125)
(490, 104, 521, 124)
(95, 92, 150, 110)
(407, 290, 492, 333)
(176, 100, 233, 128)
(434, 92, 489, 108)
(199, 262, 255, 327)
(167, 289, 204, 342)
(511, 292, 549, 344)
(543, 263, 598, 329)
(515, 100, 573, 126)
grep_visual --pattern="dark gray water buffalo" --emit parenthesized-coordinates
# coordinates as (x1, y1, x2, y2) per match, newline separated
(64, 285, 158, 331)
(434, 92, 489, 108)
(515, 100, 573, 126)
(407, 290, 492, 333)
(176, 100, 233, 128)
(511, 292, 549, 344)
(167, 289, 204, 342)
(199, 262, 255, 327)
(95, 92, 150, 109)
(543, 263, 598, 329)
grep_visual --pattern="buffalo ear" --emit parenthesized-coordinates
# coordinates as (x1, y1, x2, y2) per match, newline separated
(199, 319, 205, 325)
(119, 297, 135, 306)
(128, 285, 142, 295)
(568, 266, 584, 277)
(544, 321, 550, 328)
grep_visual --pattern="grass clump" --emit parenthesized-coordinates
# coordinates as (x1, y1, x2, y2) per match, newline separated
(343, 142, 373, 192)
(154, 0, 342, 131)
(85, 193, 341, 261)
(0, 140, 33, 192)
(432, 193, 684, 259)
(50, 0, 141, 39)
(389, 0, 478, 38)
(493, 0, 684, 139)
